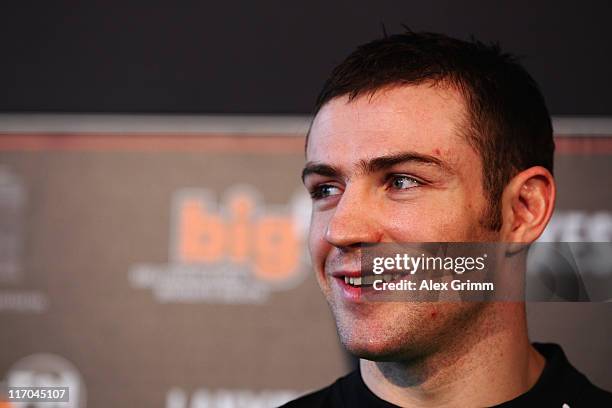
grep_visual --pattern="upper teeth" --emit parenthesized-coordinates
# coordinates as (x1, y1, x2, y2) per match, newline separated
(345, 276, 362, 286)
(344, 274, 396, 286)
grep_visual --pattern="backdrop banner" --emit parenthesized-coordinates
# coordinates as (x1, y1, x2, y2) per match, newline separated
(0, 122, 610, 407)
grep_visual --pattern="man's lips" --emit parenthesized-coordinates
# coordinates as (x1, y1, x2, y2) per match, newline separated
(329, 270, 411, 287)
(329, 270, 410, 278)
(329, 270, 411, 302)
(331, 270, 362, 278)
(331, 270, 370, 288)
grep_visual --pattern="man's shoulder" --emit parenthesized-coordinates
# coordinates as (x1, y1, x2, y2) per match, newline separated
(554, 368, 612, 406)
(523, 343, 612, 406)
(280, 370, 358, 408)
(280, 344, 612, 407)
(556, 357, 612, 405)
(279, 386, 334, 408)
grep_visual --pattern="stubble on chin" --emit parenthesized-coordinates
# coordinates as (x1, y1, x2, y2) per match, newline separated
(333, 300, 491, 364)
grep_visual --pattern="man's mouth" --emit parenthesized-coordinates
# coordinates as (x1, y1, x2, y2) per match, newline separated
(330, 270, 410, 301)
(341, 273, 401, 288)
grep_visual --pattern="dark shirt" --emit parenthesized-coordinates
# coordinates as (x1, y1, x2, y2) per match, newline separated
(282, 343, 612, 407)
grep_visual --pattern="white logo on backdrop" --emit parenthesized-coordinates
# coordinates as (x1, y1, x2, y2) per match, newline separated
(4, 353, 87, 407)
(166, 387, 299, 408)
(529, 211, 612, 301)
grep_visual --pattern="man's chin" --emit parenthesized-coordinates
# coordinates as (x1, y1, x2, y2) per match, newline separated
(339, 335, 425, 362)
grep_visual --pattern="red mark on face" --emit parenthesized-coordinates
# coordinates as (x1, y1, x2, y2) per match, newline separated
(433, 148, 441, 155)
(430, 311, 438, 318)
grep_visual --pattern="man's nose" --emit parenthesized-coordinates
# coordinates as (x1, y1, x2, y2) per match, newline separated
(325, 185, 382, 248)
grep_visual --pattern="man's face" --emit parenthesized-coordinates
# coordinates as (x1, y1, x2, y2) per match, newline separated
(303, 84, 500, 360)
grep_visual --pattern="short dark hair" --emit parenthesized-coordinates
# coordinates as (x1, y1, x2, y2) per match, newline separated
(312, 30, 554, 231)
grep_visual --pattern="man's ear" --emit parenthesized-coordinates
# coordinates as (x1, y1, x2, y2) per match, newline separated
(500, 166, 556, 243)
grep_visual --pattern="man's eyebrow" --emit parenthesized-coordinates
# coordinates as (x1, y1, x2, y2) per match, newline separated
(302, 151, 452, 183)
(360, 152, 452, 174)
(301, 163, 343, 183)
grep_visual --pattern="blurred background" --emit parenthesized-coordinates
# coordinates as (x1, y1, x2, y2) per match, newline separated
(0, 1, 610, 407)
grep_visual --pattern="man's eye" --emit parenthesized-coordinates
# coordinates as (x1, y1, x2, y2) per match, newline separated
(389, 175, 420, 190)
(310, 184, 342, 200)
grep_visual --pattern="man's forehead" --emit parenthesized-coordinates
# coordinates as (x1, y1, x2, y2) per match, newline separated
(306, 84, 469, 163)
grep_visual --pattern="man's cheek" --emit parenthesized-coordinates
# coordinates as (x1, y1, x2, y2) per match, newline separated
(307, 217, 328, 261)
(383, 210, 436, 241)
(309, 216, 336, 288)
(387, 204, 468, 241)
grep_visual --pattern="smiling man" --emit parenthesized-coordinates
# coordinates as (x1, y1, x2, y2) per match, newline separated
(283, 31, 612, 407)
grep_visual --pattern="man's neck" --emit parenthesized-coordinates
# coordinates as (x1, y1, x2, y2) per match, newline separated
(360, 304, 545, 407)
